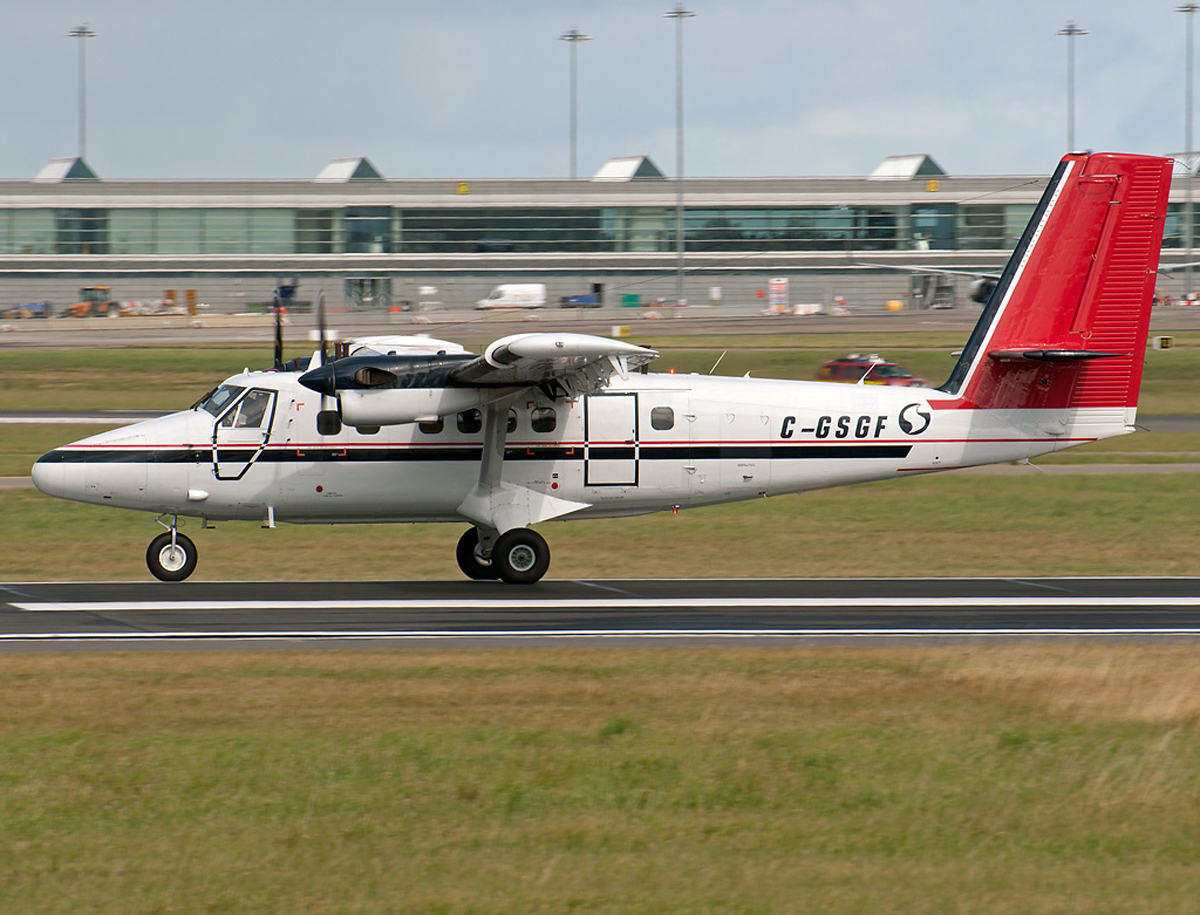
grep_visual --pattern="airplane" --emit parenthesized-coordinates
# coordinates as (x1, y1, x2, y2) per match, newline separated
(858, 263, 999, 305)
(31, 151, 1172, 584)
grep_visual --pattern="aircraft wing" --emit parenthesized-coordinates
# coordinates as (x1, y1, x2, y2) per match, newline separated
(858, 262, 1001, 280)
(449, 333, 658, 393)
(298, 332, 659, 427)
(1158, 261, 1200, 276)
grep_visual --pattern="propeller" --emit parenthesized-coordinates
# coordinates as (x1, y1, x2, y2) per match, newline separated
(272, 293, 285, 370)
(314, 290, 343, 435)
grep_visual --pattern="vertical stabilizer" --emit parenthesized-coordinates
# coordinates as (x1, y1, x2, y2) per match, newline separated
(939, 152, 1172, 412)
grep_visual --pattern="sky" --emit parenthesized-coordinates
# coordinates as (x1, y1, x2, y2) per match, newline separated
(1, 1, 1194, 181)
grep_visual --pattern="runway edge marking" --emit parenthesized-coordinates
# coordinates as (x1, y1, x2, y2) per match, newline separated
(14, 596, 1200, 613)
(4, 628, 1200, 643)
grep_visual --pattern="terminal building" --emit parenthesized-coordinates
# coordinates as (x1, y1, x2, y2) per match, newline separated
(1, 153, 1196, 314)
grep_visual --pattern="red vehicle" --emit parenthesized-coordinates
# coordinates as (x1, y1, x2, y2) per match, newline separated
(817, 353, 928, 387)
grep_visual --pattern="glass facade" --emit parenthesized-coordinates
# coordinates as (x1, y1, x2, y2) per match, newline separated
(55, 208, 108, 254)
(107, 208, 295, 254)
(682, 207, 901, 251)
(399, 208, 604, 253)
(1164, 202, 1200, 249)
(957, 204, 1036, 250)
(0, 200, 1193, 255)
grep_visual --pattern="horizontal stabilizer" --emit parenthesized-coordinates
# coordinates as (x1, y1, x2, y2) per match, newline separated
(987, 349, 1122, 363)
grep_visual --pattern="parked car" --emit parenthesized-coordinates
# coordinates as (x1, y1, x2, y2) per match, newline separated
(817, 353, 928, 387)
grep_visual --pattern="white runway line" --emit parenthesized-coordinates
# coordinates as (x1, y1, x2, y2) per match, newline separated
(15, 596, 1200, 613)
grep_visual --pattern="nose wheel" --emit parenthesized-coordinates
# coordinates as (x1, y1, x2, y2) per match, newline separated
(147, 516, 198, 582)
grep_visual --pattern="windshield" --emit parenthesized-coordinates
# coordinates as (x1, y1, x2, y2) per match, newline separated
(197, 384, 246, 417)
(872, 365, 911, 379)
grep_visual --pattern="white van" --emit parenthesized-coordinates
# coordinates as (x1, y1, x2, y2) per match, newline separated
(475, 283, 547, 310)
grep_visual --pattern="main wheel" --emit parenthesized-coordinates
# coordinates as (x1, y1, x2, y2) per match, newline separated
(455, 528, 500, 580)
(146, 532, 198, 582)
(493, 528, 550, 585)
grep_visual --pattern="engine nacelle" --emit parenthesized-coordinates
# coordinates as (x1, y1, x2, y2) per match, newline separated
(336, 387, 499, 427)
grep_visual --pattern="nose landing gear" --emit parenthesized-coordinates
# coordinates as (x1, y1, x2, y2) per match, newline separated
(147, 515, 197, 582)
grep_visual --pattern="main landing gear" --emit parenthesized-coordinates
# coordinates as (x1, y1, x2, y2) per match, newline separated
(456, 527, 550, 584)
(147, 515, 198, 582)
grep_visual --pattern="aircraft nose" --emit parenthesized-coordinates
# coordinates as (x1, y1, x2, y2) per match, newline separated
(31, 451, 66, 498)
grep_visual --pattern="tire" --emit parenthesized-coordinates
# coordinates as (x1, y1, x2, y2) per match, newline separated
(455, 528, 500, 581)
(493, 528, 550, 585)
(146, 532, 198, 582)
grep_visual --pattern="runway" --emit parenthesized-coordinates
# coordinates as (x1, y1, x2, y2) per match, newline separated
(3, 577, 1200, 650)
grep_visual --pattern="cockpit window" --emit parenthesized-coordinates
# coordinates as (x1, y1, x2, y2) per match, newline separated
(198, 384, 245, 417)
(219, 389, 274, 429)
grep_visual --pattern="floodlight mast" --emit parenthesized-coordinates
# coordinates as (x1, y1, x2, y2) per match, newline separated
(1057, 21, 1087, 153)
(559, 28, 592, 180)
(66, 23, 97, 160)
(664, 4, 695, 308)
(1179, 2, 1198, 300)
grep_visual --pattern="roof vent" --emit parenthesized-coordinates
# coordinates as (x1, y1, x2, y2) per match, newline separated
(592, 155, 666, 181)
(33, 157, 99, 183)
(314, 156, 384, 183)
(868, 154, 947, 181)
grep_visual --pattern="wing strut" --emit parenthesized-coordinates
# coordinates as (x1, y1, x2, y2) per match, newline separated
(456, 396, 589, 544)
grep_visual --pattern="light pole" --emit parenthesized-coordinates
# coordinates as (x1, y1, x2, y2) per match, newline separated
(66, 23, 97, 160)
(664, 4, 695, 307)
(1057, 20, 1087, 152)
(1179, 3, 1197, 300)
(559, 28, 591, 179)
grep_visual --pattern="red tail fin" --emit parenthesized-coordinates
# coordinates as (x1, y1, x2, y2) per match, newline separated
(940, 152, 1172, 411)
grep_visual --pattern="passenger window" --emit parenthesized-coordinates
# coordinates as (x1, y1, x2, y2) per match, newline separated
(508, 409, 518, 433)
(650, 406, 674, 431)
(457, 409, 482, 434)
(418, 417, 444, 434)
(530, 407, 557, 433)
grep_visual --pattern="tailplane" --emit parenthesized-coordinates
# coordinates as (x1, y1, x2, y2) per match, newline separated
(939, 152, 1172, 413)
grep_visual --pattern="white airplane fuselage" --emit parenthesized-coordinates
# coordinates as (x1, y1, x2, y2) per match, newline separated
(31, 367, 1131, 526)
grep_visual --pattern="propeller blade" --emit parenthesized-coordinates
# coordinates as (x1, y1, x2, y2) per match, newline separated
(313, 289, 343, 435)
(317, 290, 330, 368)
(272, 294, 284, 370)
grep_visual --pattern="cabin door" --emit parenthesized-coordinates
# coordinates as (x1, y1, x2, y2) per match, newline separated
(584, 393, 639, 486)
(212, 388, 277, 481)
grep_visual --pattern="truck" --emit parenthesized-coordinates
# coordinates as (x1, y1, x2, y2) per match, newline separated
(67, 286, 119, 318)
(474, 283, 547, 310)
(560, 293, 601, 308)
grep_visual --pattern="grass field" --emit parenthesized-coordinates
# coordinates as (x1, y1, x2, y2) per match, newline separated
(2, 646, 1199, 914)
(3, 339, 1199, 413)
(3, 470, 1199, 581)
